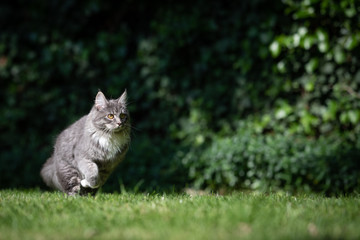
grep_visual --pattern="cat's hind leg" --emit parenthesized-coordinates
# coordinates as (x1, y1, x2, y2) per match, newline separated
(56, 161, 82, 196)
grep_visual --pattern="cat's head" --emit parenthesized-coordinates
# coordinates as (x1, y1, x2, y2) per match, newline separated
(91, 90, 130, 133)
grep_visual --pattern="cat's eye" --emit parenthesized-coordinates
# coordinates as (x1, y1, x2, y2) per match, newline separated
(107, 114, 114, 119)
(120, 113, 127, 120)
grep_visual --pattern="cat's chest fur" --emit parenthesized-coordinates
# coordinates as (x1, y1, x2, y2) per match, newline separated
(88, 129, 129, 161)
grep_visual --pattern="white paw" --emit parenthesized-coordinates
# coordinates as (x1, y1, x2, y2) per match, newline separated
(81, 179, 91, 188)
(81, 179, 99, 189)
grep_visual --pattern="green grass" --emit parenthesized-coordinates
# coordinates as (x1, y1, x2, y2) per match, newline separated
(0, 190, 359, 240)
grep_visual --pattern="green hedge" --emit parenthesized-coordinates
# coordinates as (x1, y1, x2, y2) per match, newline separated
(180, 0, 360, 194)
(183, 121, 360, 194)
(0, 1, 283, 190)
(266, 0, 360, 137)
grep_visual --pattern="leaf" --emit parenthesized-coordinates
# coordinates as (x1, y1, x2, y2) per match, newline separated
(321, 62, 334, 74)
(316, 29, 328, 42)
(345, 8, 356, 18)
(305, 58, 319, 74)
(293, 7, 315, 19)
(322, 100, 338, 121)
(270, 41, 281, 58)
(318, 41, 329, 53)
(275, 102, 293, 119)
(304, 77, 315, 92)
(334, 46, 346, 64)
(316, 29, 329, 53)
(298, 26, 308, 36)
(277, 61, 286, 73)
(300, 111, 319, 134)
(344, 35, 358, 50)
(302, 35, 315, 50)
(347, 110, 360, 124)
(293, 33, 301, 47)
(340, 113, 348, 123)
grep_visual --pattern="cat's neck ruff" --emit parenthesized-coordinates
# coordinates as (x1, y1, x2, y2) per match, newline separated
(86, 123, 129, 159)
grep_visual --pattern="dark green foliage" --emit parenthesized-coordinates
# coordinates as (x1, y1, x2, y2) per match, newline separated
(183, 121, 360, 194)
(0, 0, 359, 194)
(181, 0, 360, 194)
(267, 0, 360, 137)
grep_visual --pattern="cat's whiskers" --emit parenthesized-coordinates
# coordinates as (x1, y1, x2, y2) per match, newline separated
(127, 124, 141, 132)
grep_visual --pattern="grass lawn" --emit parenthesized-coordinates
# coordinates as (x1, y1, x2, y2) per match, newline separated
(0, 190, 359, 240)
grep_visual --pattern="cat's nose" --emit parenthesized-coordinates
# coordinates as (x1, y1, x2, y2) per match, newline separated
(117, 122, 122, 126)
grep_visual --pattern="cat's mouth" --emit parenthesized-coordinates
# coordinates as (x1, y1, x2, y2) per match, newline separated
(113, 125, 125, 132)
(104, 123, 125, 133)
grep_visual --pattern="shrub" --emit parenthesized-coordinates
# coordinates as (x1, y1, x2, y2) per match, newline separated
(266, 0, 360, 137)
(183, 121, 360, 194)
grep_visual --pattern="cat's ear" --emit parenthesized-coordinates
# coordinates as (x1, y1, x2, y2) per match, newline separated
(118, 89, 127, 105)
(95, 91, 108, 110)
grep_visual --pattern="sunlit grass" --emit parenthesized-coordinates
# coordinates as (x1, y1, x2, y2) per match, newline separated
(0, 190, 359, 239)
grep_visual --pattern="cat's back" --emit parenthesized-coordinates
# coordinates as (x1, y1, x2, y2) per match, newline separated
(54, 115, 88, 153)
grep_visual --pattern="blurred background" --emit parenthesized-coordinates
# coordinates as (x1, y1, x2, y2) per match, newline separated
(1, 0, 360, 194)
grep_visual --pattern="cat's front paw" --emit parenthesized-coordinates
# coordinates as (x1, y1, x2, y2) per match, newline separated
(80, 179, 91, 188)
(81, 179, 99, 189)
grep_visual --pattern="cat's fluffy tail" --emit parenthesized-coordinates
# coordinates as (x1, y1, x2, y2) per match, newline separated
(40, 158, 60, 190)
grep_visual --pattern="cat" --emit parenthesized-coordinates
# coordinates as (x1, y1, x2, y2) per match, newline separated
(40, 90, 131, 196)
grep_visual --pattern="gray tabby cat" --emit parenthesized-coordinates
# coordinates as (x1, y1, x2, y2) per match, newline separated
(41, 90, 130, 196)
